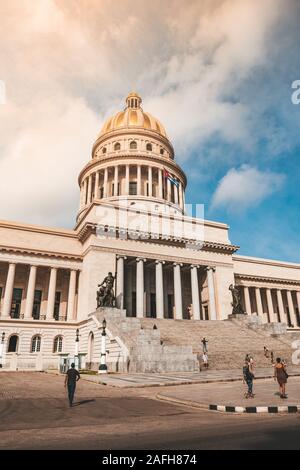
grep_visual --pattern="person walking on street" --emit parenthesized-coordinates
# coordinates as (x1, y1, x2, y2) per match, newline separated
(274, 357, 288, 399)
(202, 337, 208, 353)
(65, 362, 80, 407)
(243, 358, 255, 398)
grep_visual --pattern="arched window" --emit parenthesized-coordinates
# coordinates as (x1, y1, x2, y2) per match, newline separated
(31, 335, 41, 353)
(114, 142, 121, 151)
(130, 141, 137, 150)
(102, 147, 107, 154)
(160, 148, 164, 155)
(53, 335, 63, 353)
(146, 143, 152, 151)
(8, 335, 19, 353)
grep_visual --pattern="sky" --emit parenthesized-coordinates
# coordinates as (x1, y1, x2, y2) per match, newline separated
(0, 0, 300, 262)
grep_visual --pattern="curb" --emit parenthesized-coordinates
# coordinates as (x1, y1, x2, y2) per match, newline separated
(209, 404, 300, 414)
(157, 394, 300, 414)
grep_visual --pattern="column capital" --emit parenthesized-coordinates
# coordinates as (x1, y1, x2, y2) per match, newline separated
(155, 260, 165, 265)
(205, 266, 216, 272)
(136, 257, 146, 263)
(117, 255, 127, 260)
(190, 264, 200, 269)
(173, 262, 183, 267)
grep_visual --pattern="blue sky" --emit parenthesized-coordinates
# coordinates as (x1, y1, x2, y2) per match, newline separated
(0, 0, 299, 262)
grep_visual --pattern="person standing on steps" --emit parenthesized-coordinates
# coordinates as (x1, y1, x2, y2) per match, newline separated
(202, 352, 209, 369)
(274, 357, 288, 399)
(65, 362, 80, 407)
(202, 337, 208, 353)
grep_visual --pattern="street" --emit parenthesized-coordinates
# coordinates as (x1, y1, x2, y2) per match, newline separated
(0, 372, 300, 450)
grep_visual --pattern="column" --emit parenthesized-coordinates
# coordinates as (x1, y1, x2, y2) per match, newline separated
(148, 166, 153, 197)
(136, 258, 145, 318)
(255, 287, 263, 318)
(167, 178, 171, 202)
(116, 256, 126, 309)
(287, 290, 297, 328)
(66, 270, 77, 321)
(206, 267, 217, 320)
(190, 266, 200, 320)
(114, 166, 119, 196)
(87, 175, 92, 203)
(24, 265, 37, 319)
(243, 286, 252, 315)
(94, 171, 99, 199)
(296, 291, 300, 327)
(158, 168, 163, 199)
(46, 268, 57, 320)
(137, 165, 142, 195)
(276, 289, 285, 323)
(2, 263, 16, 318)
(155, 261, 164, 319)
(103, 168, 108, 198)
(125, 165, 130, 196)
(173, 263, 183, 319)
(174, 184, 179, 205)
(266, 288, 276, 322)
(179, 182, 183, 209)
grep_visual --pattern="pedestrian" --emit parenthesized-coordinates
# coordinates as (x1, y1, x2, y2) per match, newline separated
(270, 351, 274, 364)
(202, 337, 208, 353)
(243, 358, 255, 398)
(65, 362, 80, 407)
(202, 352, 209, 369)
(274, 357, 288, 399)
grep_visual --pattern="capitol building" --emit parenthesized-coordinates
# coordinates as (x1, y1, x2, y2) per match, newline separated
(0, 92, 299, 372)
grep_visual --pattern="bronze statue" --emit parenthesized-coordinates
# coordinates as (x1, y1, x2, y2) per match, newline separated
(97, 272, 115, 308)
(229, 284, 245, 315)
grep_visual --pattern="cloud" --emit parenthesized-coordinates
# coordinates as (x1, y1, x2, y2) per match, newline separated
(0, 0, 298, 227)
(211, 165, 285, 211)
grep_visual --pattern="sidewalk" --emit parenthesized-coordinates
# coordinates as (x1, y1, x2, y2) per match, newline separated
(78, 366, 300, 388)
(157, 376, 300, 413)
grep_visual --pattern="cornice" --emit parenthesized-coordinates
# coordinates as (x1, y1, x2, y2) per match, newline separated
(0, 245, 82, 264)
(0, 219, 77, 238)
(235, 273, 300, 288)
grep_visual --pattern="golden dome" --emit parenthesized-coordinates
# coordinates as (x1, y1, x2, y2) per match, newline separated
(99, 92, 167, 139)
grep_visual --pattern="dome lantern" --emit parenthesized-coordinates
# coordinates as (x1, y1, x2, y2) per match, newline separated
(126, 91, 142, 109)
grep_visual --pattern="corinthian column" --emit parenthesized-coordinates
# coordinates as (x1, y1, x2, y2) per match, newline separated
(173, 263, 183, 319)
(116, 256, 126, 309)
(287, 290, 297, 328)
(190, 266, 200, 320)
(136, 258, 145, 318)
(266, 288, 276, 322)
(24, 265, 37, 319)
(67, 270, 77, 321)
(206, 267, 217, 320)
(46, 268, 57, 320)
(2, 263, 16, 318)
(243, 286, 251, 315)
(276, 289, 285, 323)
(155, 261, 164, 319)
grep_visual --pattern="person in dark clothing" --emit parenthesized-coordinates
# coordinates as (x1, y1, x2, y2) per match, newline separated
(201, 337, 208, 353)
(243, 359, 255, 398)
(65, 363, 80, 407)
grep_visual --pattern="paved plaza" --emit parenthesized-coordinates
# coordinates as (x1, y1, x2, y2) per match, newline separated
(1, 372, 300, 450)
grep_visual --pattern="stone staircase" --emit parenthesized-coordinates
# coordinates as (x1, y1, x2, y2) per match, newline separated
(91, 308, 198, 373)
(140, 317, 294, 370)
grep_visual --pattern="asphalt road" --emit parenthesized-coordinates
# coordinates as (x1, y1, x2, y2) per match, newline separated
(1, 372, 300, 450)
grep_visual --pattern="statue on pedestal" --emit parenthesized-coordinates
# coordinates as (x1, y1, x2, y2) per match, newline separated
(97, 272, 115, 308)
(229, 284, 245, 315)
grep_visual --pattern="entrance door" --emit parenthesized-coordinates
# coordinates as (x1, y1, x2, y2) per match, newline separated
(167, 294, 173, 319)
(150, 293, 156, 318)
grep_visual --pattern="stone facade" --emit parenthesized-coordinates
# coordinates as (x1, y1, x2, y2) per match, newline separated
(0, 92, 299, 372)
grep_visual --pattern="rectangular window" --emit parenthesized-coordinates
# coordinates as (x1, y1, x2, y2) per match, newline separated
(129, 182, 137, 195)
(10, 288, 23, 318)
(150, 293, 156, 318)
(32, 290, 42, 320)
(167, 294, 173, 319)
(54, 291, 61, 320)
(100, 187, 104, 199)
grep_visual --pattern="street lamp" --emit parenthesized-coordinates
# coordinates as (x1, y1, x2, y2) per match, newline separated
(98, 318, 108, 374)
(74, 328, 80, 370)
(0, 332, 5, 369)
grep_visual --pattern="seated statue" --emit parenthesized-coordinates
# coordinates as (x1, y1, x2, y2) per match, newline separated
(229, 284, 245, 315)
(97, 272, 116, 308)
